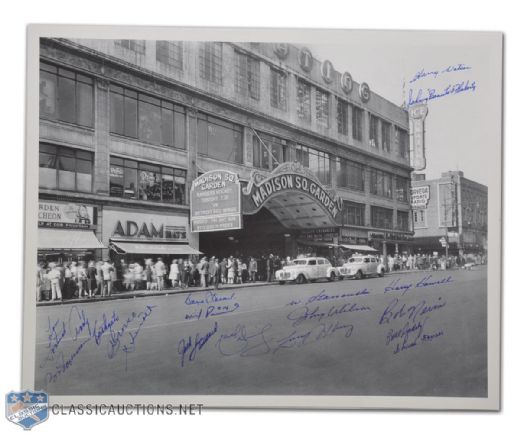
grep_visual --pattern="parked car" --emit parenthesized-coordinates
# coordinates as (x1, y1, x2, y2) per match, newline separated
(339, 254, 385, 279)
(276, 257, 339, 284)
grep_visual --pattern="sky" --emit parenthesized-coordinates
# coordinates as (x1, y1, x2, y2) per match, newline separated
(308, 31, 501, 187)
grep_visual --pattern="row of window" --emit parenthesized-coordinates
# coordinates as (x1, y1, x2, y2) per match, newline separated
(41, 41, 409, 156)
(39, 143, 187, 205)
(340, 202, 410, 231)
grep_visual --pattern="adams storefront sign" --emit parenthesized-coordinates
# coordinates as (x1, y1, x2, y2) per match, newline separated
(103, 209, 188, 243)
(38, 201, 96, 229)
(190, 170, 242, 232)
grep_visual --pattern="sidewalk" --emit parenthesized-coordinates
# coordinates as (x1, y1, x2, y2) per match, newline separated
(36, 268, 422, 307)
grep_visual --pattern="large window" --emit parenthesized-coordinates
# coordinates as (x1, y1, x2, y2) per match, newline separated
(109, 157, 186, 204)
(235, 51, 260, 100)
(371, 206, 393, 229)
(369, 114, 379, 148)
(397, 211, 410, 231)
(342, 201, 365, 226)
(295, 144, 331, 185)
(337, 100, 348, 136)
(382, 120, 391, 152)
(270, 68, 287, 110)
(336, 158, 365, 191)
(352, 106, 364, 141)
(396, 127, 409, 158)
(199, 42, 223, 85)
(296, 80, 311, 122)
(156, 41, 183, 70)
(39, 143, 93, 192)
(315, 89, 329, 128)
(370, 168, 393, 198)
(40, 62, 94, 127)
(253, 132, 287, 170)
(110, 85, 186, 149)
(115, 40, 145, 55)
(197, 114, 243, 164)
(395, 176, 409, 202)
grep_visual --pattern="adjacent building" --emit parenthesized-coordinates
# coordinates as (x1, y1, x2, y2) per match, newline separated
(411, 171, 487, 254)
(38, 38, 414, 264)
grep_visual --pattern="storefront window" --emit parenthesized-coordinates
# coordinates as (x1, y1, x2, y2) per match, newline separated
(342, 201, 365, 226)
(296, 144, 331, 185)
(370, 168, 393, 198)
(110, 85, 186, 149)
(197, 114, 243, 164)
(109, 157, 186, 204)
(397, 210, 410, 231)
(39, 143, 93, 192)
(40, 62, 94, 127)
(336, 158, 365, 191)
(253, 132, 287, 171)
(371, 206, 394, 229)
(396, 176, 409, 202)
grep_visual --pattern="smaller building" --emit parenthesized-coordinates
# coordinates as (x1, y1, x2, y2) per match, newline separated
(411, 171, 487, 255)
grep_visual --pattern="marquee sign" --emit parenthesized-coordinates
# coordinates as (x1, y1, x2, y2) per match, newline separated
(410, 185, 431, 209)
(243, 162, 342, 221)
(190, 170, 242, 232)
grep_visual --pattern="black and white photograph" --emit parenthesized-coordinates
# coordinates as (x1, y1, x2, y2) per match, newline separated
(21, 26, 502, 410)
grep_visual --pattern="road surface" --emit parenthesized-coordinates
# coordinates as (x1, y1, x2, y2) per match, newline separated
(34, 267, 487, 397)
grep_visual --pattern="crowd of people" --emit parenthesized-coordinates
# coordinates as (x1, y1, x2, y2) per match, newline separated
(36, 251, 486, 302)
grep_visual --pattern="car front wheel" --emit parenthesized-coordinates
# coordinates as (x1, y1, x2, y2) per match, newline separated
(355, 270, 364, 280)
(296, 274, 307, 284)
(328, 272, 336, 282)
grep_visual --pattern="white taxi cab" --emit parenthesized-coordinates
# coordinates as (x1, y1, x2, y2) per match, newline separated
(338, 254, 385, 279)
(276, 257, 339, 284)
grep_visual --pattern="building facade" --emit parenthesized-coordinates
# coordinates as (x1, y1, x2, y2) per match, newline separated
(411, 171, 488, 254)
(38, 38, 413, 264)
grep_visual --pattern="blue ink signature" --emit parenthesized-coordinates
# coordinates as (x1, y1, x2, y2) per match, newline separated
(289, 288, 370, 308)
(384, 275, 454, 295)
(184, 302, 240, 321)
(185, 291, 236, 306)
(286, 302, 371, 327)
(274, 322, 354, 353)
(408, 81, 476, 107)
(409, 64, 472, 84)
(378, 297, 447, 326)
(386, 316, 444, 354)
(177, 322, 218, 367)
(43, 304, 156, 383)
(216, 323, 272, 357)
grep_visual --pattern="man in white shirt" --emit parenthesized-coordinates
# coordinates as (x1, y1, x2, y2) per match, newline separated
(101, 259, 114, 297)
(154, 257, 166, 291)
(47, 263, 62, 301)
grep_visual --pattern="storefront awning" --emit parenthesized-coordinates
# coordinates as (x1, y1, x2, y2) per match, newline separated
(297, 239, 336, 248)
(340, 244, 378, 252)
(111, 241, 202, 255)
(38, 228, 105, 250)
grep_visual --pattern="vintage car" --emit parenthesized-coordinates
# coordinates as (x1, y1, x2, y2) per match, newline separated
(338, 254, 386, 279)
(276, 257, 340, 284)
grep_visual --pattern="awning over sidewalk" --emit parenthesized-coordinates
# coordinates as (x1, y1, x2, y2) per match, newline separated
(111, 241, 202, 255)
(296, 239, 336, 248)
(38, 228, 105, 250)
(340, 244, 378, 252)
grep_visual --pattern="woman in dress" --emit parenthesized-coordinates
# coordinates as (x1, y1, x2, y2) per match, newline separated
(169, 259, 180, 289)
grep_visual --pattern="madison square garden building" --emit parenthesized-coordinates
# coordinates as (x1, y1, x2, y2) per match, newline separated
(38, 38, 415, 265)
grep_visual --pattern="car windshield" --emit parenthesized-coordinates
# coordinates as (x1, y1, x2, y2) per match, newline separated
(348, 257, 363, 263)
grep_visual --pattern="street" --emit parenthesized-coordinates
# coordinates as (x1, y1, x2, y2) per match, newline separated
(35, 267, 487, 397)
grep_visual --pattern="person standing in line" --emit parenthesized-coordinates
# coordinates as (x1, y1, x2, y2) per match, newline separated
(63, 263, 73, 299)
(145, 259, 153, 290)
(220, 257, 227, 284)
(236, 259, 243, 284)
(266, 254, 274, 282)
(36, 262, 44, 302)
(95, 261, 103, 295)
(182, 259, 191, 289)
(109, 261, 117, 295)
(87, 260, 97, 298)
(169, 258, 180, 289)
(155, 257, 166, 291)
(208, 257, 216, 287)
(200, 257, 209, 288)
(47, 263, 62, 301)
(248, 257, 258, 282)
(227, 256, 235, 284)
(101, 259, 114, 297)
(77, 261, 87, 298)
(133, 261, 143, 291)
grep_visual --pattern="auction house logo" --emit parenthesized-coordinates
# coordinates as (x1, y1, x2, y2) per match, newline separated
(6, 390, 49, 430)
